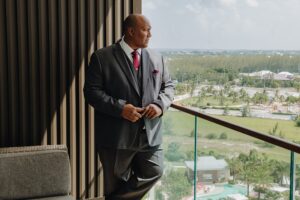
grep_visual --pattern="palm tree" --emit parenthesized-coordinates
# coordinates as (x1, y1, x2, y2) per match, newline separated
(219, 89, 225, 106)
(228, 157, 243, 183)
(239, 88, 248, 101)
(238, 151, 257, 196)
(270, 160, 289, 186)
(252, 154, 273, 199)
(238, 150, 273, 198)
(274, 89, 280, 102)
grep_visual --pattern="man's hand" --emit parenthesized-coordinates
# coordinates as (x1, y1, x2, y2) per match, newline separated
(121, 104, 144, 122)
(142, 104, 162, 119)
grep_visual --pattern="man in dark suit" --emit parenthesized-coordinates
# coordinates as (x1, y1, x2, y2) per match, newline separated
(84, 14, 174, 200)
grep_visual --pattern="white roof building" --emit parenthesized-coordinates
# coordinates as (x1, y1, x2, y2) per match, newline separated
(185, 156, 228, 171)
(184, 156, 230, 183)
(278, 71, 293, 76)
(239, 71, 294, 80)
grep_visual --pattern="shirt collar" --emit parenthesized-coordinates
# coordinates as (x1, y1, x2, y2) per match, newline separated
(119, 37, 141, 56)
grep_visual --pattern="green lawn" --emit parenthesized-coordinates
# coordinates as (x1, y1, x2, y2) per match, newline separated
(162, 110, 300, 162)
(179, 96, 244, 107)
(164, 110, 300, 141)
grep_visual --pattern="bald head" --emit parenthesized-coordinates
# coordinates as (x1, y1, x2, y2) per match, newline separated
(123, 14, 146, 34)
(123, 14, 152, 49)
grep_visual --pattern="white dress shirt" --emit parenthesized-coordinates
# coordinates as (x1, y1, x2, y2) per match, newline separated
(119, 37, 141, 65)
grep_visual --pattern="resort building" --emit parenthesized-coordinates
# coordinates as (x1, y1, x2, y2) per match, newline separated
(185, 156, 230, 183)
(239, 70, 295, 81)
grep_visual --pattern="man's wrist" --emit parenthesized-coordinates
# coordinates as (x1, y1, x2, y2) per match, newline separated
(152, 103, 163, 116)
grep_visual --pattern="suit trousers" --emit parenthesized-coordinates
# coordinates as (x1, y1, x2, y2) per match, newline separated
(97, 131, 163, 200)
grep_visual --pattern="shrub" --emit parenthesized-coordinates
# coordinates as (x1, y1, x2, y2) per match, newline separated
(219, 132, 228, 140)
(162, 170, 192, 200)
(206, 133, 217, 139)
(295, 116, 300, 127)
(165, 142, 186, 162)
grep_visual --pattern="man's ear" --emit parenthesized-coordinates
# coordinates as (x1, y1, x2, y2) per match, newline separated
(128, 27, 135, 37)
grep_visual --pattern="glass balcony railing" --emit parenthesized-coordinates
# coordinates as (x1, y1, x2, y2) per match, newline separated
(150, 103, 300, 200)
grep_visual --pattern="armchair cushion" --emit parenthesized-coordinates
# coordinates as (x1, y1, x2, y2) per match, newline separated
(0, 145, 71, 200)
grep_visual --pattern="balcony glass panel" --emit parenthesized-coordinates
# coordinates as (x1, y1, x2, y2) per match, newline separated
(150, 109, 194, 200)
(196, 116, 291, 200)
(151, 109, 295, 200)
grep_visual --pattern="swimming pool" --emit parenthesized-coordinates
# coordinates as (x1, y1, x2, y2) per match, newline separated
(198, 184, 247, 200)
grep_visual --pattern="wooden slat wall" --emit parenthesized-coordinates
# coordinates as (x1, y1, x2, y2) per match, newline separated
(0, 0, 141, 199)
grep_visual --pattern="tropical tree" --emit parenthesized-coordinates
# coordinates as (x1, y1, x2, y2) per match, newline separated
(279, 95, 285, 103)
(241, 104, 250, 117)
(219, 89, 225, 106)
(227, 157, 243, 183)
(238, 151, 257, 196)
(252, 91, 268, 104)
(268, 122, 279, 136)
(264, 190, 282, 200)
(162, 169, 192, 200)
(295, 115, 300, 127)
(206, 85, 214, 94)
(252, 154, 273, 199)
(223, 105, 229, 116)
(165, 142, 185, 162)
(269, 160, 289, 186)
(175, 83, 189, 95)
(239, 88, 249, 102)
(293, 81, 300, 92)
(274, 89, 280, 101)
(228, 90, 239, 103)
(237, 150, 273, 197)
(189, 79, 197, 97)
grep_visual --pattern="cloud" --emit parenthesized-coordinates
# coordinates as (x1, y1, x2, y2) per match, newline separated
(143, 1, 156, 10)
(143, 0, 300, 49)
(246, 0, 259, 7)
(219, 0, 237, 7)
(185, 3, 201, 14)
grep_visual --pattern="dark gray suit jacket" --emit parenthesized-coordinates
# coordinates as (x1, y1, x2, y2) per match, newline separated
(84, 43, 174, 149)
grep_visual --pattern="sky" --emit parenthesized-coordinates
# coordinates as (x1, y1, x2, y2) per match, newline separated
(142, 0, 300, 50)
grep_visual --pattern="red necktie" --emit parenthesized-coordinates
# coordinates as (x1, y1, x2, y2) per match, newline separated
(131, 50, 139, 71)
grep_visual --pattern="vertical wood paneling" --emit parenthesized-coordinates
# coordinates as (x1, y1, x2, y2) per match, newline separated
(68, 0, 77, 196)
(96, 1, 104, 197)
(0, 0, 8, 145)
(17, 0, 29, 144)
(78, 0, 86, 198)
(87, 0, 96, 197)
(132, 0, 142, 14)
(68, 0, 78, 196)
(48, 0, 58, 144)
(38, 0, 49, 145)
(106, 0, 113, 45)
(1, 0, 141, 198)
(58, 0, 67, 145)
(96, 0, 104, 49)
(114, 0, 121, 41)
(123, 0, 130, 20)
(6, 0, 19, 145)
(28, 0, 40, 145)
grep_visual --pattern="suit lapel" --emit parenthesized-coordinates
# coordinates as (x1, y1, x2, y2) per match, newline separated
(142, 49, 154, 97)
(113, 43, 140, 97)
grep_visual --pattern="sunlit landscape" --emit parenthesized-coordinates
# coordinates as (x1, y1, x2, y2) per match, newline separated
(143, 0, 300, 199)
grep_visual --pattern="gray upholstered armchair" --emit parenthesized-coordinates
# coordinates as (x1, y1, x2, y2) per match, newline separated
(0, 145, 73, 200)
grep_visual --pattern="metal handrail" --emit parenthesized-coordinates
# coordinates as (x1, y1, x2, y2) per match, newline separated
(171, 103, 300, 154)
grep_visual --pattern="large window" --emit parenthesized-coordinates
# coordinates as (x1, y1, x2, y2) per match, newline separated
(143, 1, 300, 200)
